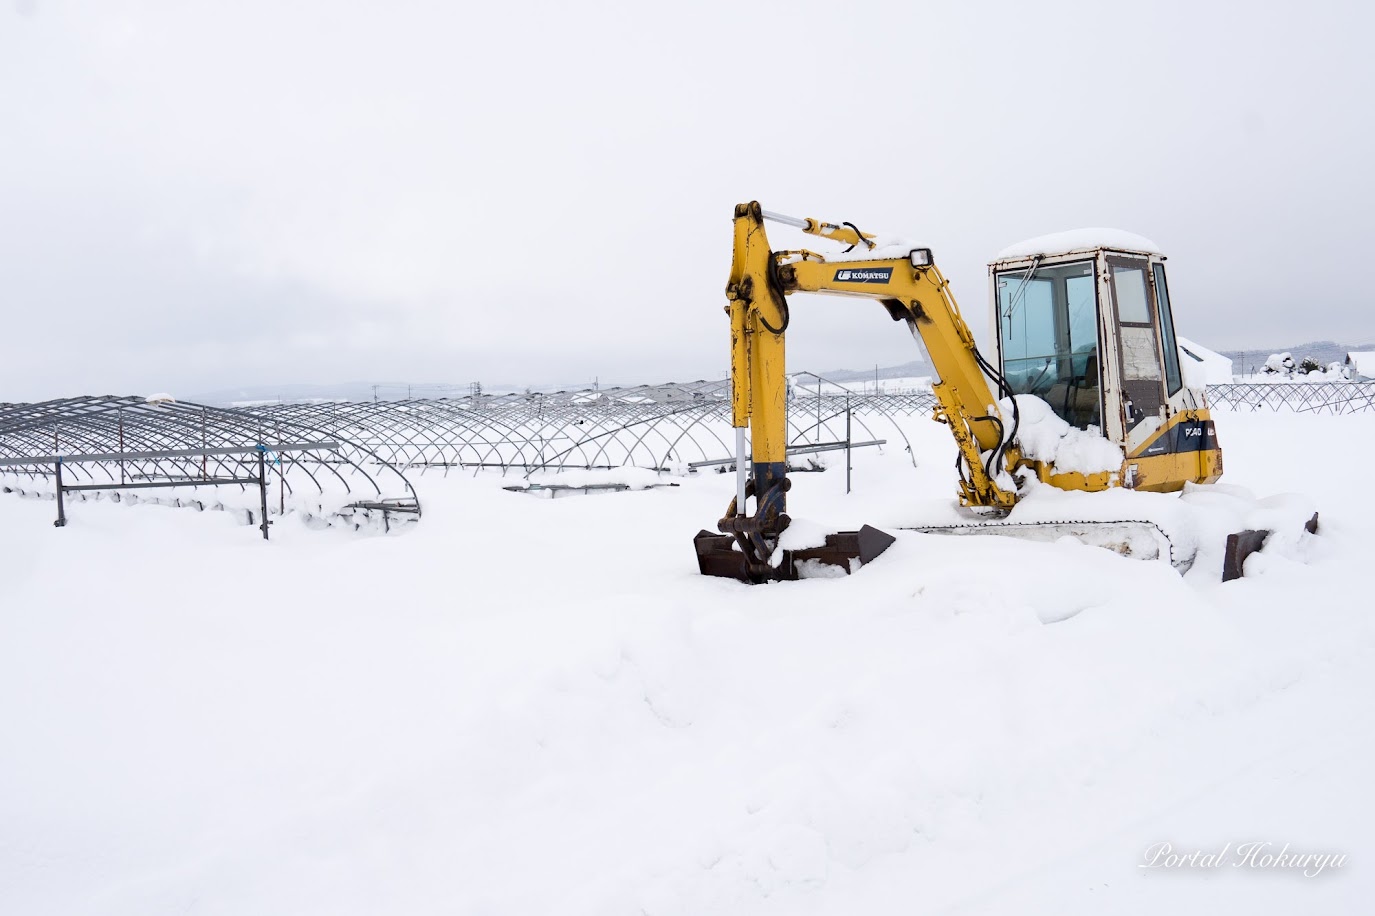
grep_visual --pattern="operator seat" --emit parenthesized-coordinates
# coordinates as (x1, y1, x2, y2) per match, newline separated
(1043, 347, 1101, 429)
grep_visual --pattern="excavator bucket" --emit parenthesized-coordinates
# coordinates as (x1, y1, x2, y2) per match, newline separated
(694, 525, 896, 583)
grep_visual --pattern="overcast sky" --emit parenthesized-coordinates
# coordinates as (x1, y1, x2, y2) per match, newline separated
(3, 0, 1372, 400)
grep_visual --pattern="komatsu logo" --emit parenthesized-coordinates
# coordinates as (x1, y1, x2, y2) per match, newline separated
(834, 268, 892, 283)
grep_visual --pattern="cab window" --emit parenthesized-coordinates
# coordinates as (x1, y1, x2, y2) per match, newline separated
(1108, 258, 1165, 428)
(996, 260, 1101, 430)
(1153, 264, 1183, 396)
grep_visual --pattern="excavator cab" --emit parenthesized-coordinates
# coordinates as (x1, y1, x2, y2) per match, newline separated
(989, 232, 1222, 491)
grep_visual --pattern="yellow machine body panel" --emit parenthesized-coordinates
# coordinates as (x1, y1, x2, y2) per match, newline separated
(1122, 410, 1224, 491)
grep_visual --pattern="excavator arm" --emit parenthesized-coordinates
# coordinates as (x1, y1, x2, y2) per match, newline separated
(712, 201, 1021, 581)
(779, 238, 1022, 510)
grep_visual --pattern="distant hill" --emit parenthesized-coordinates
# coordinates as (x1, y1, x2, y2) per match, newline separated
(187, 378, 591, 405)
(821, 340, 1375, 383)
(186, 381, 472, 405)
(1219, 341, 1375, 375)
(810, 359, 929, 384)
(180, 339, 1375, 406)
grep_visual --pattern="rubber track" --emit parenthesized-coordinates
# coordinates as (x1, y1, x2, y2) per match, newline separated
(899, 518, 1181, 568)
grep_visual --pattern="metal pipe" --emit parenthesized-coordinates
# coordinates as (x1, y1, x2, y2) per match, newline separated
(687, 439, 884, 469)
(735, 426, 748, 513)
(846, 397, 852, 494)
(761, 210, 809, 230)
(0, 442, 340, 467)
(1002, 255, 1044, 320)
(277, 419, 285, 515)
(53, 458, 66, 527)
(60, 477, 262, 492)
(257, 449, 270, 541)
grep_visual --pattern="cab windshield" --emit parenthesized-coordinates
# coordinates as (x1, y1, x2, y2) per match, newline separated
(996, 260, 1101, 429)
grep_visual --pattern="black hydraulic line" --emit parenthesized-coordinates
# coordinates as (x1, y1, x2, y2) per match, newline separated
(758, 255, 790, 334)
(972, 414, 1005, 482)
(840, 222, 874, 253)
(972, 345, 1020, 475)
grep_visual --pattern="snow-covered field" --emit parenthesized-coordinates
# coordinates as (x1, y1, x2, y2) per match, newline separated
(2, 409, 1371, 914)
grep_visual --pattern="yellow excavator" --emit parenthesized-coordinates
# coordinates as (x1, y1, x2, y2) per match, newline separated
(694, 202, 1311, 583)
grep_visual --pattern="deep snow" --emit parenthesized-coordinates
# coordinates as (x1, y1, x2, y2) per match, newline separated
(1, 409, 1371, 914)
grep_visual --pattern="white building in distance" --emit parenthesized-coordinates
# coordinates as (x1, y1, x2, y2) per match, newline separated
(1176, 337, 1234, 384)
(1345, 351, 1375, 381)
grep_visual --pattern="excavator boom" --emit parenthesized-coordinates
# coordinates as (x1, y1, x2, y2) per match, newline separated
(710, 202, 1027, 581)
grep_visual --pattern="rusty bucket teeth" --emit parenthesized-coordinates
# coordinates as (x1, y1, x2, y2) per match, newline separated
(694, 525, 896, 583)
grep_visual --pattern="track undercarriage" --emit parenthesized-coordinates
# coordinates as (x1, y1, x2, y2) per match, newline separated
(694, 502, 1319, 583)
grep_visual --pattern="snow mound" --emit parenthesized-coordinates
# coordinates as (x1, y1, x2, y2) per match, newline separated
(998, 461, 1319, 580)
(1265, 353, 1296, 375)
(773, 516, 832, 557)
(525, 467, 673, 489)
(1176, 482, 1319, 578)
(1001, 395, 1124, 476)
